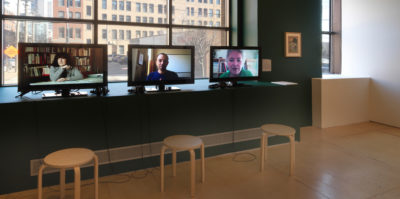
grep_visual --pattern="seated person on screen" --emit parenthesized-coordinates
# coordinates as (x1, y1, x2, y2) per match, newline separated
(146, 53, 179, 81)
(49, 53, 83, 82)
(219, 50, 253, 78)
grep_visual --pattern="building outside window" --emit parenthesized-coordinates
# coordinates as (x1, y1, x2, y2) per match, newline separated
(322, 0, 341, 74)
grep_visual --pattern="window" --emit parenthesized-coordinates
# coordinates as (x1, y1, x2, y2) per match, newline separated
(204, 21, 207, 26)
(119, 1, 124, 10)
(1, 0, 229, 85)
(86, 6, 91, 16)
(216, 0, 220, 4)
(59, 27, 65, 38)
(68, 28, 73, 38)
(158, 4, 163, 14)
(136, 3, 141, 12)
(112, 0, 117, 10)
(76, 28, 81, 38)
(210, 0, 213, 3)
(119, 45, 124, 54)
(198, 0, 202, 2)
(102, 0, 107, 9)
(322, 0, 341, 74)
(127, 1, 131, 11)
(136, 16, 141, 23)
(127, 30, 131, 39)
(119, 30, 124, 40)
(58, 11, 65, 17)
(112, 29, 117, 39)
(208, 9, 213, 17)
(102, 29, 107, 39)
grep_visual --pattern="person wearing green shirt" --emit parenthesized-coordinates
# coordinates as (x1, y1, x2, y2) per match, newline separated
(219, 49, 253, 78)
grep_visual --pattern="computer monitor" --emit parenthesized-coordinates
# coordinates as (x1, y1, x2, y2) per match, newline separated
(127, 45, 194, 92)
(209, 46, 261, 86)
(18, 43, 108, 97)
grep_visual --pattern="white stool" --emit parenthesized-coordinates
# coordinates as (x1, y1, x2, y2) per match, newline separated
(260, 124, 296, 176)
(38, 148, 99, 199)
(160, 135, 205, 197)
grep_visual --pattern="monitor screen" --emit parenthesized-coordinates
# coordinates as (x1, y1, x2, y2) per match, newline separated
(18, 43, 108, 94)
(128, 45, 194, 86)
(209, 46, 261, 83)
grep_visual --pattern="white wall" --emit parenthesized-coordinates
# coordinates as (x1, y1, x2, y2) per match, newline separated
(312, 78, 370, 128)
(342, 0, 400, 127)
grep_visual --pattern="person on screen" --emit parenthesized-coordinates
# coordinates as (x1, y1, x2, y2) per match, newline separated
(49, 53, 83, 82)
(146, 53, 179, 81)
(219, 50, 253, 78)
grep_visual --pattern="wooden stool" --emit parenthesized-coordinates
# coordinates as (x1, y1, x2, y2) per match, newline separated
(260, 124, 296, 175)
(160, 135, 205, 197)
(38, 148, 99, 199)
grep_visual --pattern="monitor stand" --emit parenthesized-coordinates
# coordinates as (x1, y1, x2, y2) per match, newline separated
(42, 89, 88, 98)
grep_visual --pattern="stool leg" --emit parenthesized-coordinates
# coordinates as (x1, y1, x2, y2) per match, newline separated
(93, 155, 99, 199)
(189, 149, 196, 197)
(38, 164, 46, 199)
(260, 133, 266, 172)
(289, 135, 295, 176)
(60, 168, 66, 199)
(201, 143, 205, 183)
(160, 145, 166, 192)
(172, 149, 177, 177)
(74, 166, 81, 199)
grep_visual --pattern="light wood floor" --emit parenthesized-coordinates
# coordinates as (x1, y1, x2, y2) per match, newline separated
(2, 122, 400, 199)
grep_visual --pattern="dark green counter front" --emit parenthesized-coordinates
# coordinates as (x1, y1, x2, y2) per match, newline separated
(0, 79, 309, 194)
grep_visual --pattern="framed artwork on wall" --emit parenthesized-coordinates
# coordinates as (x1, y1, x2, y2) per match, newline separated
(285, 32, 302, 57)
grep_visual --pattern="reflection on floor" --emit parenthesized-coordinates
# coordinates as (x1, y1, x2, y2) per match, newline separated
(2, 122, 400, 199)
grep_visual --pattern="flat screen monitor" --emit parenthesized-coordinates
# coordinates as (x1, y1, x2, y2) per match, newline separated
(209, 46, 261, 85)
(127, 45, 194, 91)
(18, 43, 108, 96)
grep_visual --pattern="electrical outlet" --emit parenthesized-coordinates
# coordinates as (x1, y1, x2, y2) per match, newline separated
(262, 59, 272, 72)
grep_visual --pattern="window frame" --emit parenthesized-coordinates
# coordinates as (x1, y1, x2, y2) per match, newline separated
(0, 0, 231, 85)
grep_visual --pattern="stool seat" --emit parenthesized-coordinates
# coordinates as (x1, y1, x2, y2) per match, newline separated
(44, 148, 95, 168)
(164, 135, 203, 150)
(38, 148, 98, 199)
(260, 124, 296, 176)
(161, 135, 205, 197)
(261, 124, 295, 136)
